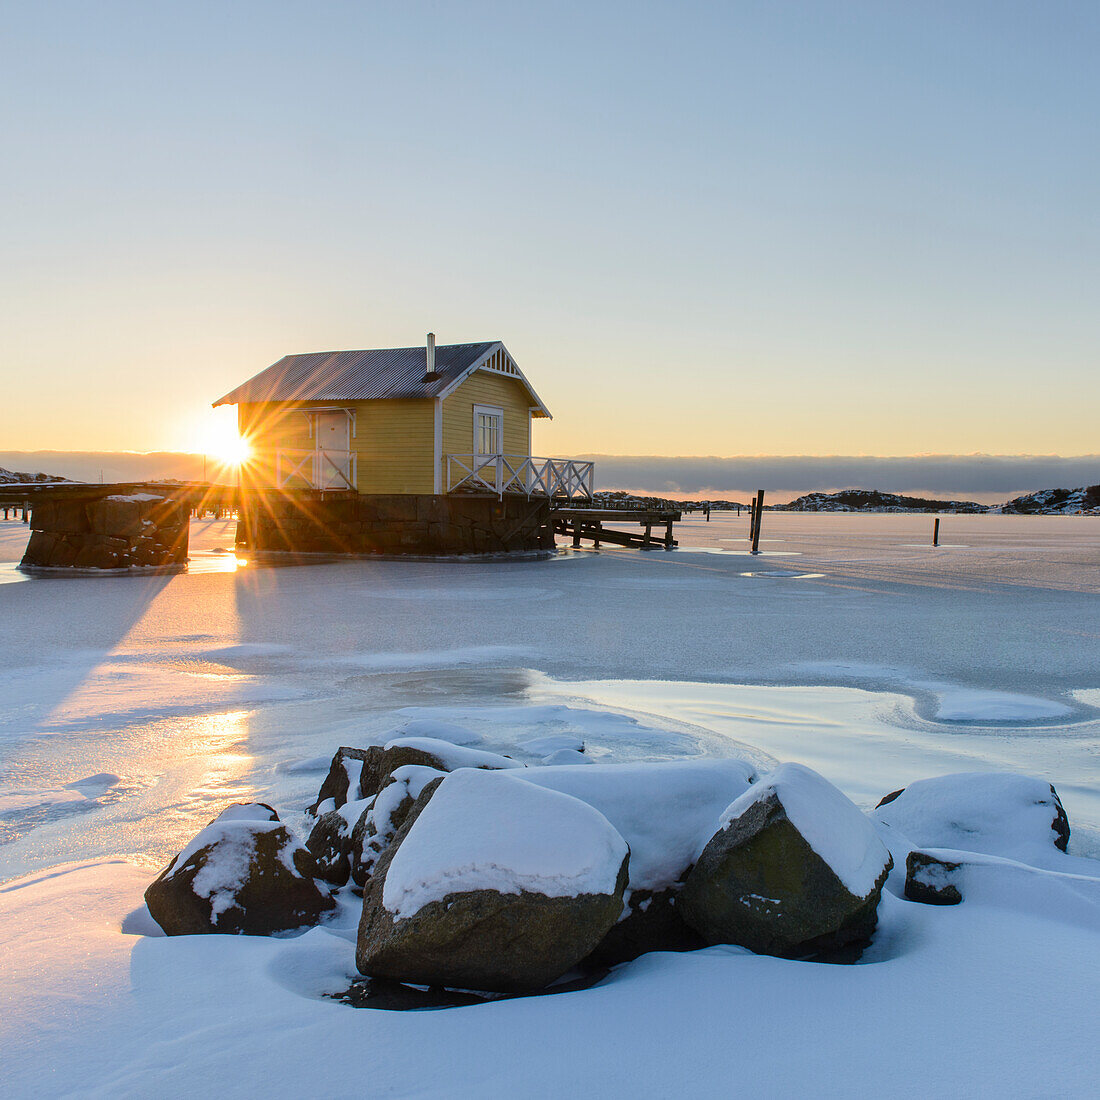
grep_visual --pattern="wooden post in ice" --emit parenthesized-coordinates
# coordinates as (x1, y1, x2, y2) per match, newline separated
(751, 490, 765, 554)
(932, 517, 940, 547)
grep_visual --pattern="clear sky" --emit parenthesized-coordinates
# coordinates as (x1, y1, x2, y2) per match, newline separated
(2, 1, 1097, 461)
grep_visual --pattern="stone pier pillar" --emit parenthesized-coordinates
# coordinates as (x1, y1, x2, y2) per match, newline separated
(21, 492, 190, 570)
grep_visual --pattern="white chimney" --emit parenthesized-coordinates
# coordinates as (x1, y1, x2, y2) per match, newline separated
(426, 332, 436, 375)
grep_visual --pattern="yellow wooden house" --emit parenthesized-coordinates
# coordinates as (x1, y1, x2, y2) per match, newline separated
(214, 336, 592, 499)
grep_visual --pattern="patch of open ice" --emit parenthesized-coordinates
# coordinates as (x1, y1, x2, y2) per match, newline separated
(382, 769, 628, 919)
(65, 773, 121, 794)
(791, 662, 1075, 724)
(925, 686, 1072, 722)
(395, 702, 687, 755)
(346, 645, 533, 671)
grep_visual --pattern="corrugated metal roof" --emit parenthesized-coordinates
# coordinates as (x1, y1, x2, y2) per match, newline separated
(213, 342, 499, 406)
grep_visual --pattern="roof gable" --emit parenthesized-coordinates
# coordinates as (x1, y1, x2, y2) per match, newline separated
(437, 343, 551, 418)
(213, 341, 550, 416)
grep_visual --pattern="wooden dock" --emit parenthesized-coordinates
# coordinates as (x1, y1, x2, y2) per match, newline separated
(551, 506, 681, 549)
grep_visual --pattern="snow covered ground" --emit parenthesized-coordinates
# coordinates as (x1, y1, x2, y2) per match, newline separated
(1, 512, 1099, 1096)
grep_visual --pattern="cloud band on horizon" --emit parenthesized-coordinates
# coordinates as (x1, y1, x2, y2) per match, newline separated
(580, 453, 1100, 501)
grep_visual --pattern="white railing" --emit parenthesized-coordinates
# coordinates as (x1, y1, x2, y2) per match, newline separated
(274, 448, 357, 491)
(445, 455, 594, 501)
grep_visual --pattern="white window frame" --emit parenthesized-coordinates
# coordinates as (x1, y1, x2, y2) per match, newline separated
(473, 404, 504, 458)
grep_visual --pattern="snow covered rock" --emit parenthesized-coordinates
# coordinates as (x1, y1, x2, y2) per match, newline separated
(357, 769, 629, 993)
(350, 765, 445, 886)
(308, 761, 445, 889)
(360, 737, 523, 799)
(308, 747, 373, 816)
(145, 803, 335, 936)
(310, 737, 522, 819)
(873, 773, 1070, 857)
(306, 810, 354, 884)
(905, 851, 963, 905)
(541, 748, 592, 765)
(680, 764, 892, 959)
(515, 759, 756, 963)
(306, 792, 378, 886)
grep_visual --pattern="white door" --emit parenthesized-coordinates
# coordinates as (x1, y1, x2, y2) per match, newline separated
(315, 411, 351, 489)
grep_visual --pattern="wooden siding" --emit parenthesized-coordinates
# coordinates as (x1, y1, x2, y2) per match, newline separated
(351, 400, 435, 494)
(441, 371, 533, 461)
(239, 400, 435, 495)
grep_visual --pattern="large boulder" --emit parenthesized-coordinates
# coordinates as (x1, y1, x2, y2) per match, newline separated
(516, 759, 756, 964)
(680, 763, 892, 959)
(357, 769, 629, 993)
(145, 803, 335, 936)
(872, 773, 1070, 858)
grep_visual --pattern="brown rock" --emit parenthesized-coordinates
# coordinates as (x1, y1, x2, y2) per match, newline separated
(145, 803, 334, 936)
(356, 775, 628, 993)
(680, 764, 892, 960)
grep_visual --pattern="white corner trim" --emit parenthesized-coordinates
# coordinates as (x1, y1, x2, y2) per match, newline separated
(433, 396, 443, 494)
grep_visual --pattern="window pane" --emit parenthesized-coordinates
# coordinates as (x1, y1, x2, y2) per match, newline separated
(477, 412, 502, 455)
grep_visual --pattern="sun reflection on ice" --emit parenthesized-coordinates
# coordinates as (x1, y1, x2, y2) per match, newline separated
(170, 709, 257, 828)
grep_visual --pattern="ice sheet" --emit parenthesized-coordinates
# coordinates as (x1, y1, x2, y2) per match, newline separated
(1, 513, 1099, 1095)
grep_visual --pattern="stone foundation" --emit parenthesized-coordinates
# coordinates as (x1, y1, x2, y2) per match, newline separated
(22, 493, 190, 570)
(238, 492, 555, 556)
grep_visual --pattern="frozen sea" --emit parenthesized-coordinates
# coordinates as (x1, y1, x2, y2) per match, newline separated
(3, 510, 1098, 877)
(2, 510, 1099, 1097)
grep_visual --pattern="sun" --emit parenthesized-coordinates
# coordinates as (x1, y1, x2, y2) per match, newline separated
(212, 433, 252, 466)
(195, 407, 252, 472)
